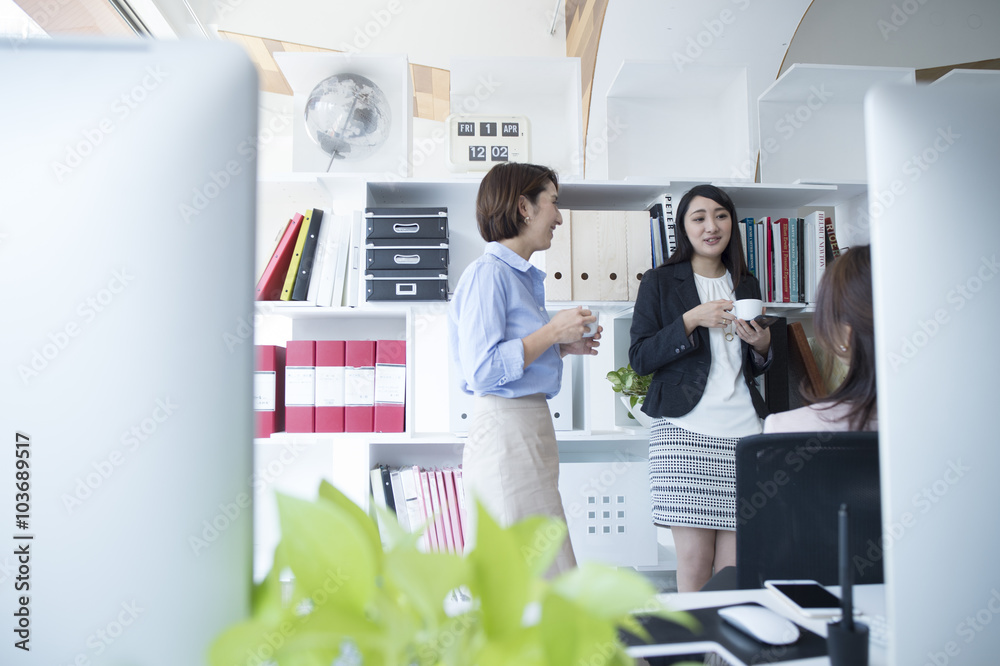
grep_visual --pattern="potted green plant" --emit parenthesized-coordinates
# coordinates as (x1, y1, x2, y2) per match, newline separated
(606, 364, 653, 427)
(210, 481, 695, 666)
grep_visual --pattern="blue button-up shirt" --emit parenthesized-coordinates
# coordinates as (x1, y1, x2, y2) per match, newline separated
(449, 242, 563, 398)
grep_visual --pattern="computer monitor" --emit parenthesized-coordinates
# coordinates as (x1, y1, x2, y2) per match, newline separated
(0, 39, 257, 663)
(865, 75, 1000, 665)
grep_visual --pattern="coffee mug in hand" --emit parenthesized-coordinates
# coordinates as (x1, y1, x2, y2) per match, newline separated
(732, 298, 764, 321)
(581, 306, 598, 338)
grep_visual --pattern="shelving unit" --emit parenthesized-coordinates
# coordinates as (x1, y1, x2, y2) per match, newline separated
(251, 54, 879, 572)
(757, 63, 915, 185)
(606, 61, 753, 182)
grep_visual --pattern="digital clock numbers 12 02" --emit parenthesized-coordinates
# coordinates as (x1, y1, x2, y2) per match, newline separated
(445, 114, 530, 172)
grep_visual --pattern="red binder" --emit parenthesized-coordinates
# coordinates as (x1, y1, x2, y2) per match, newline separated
(374, 339, 406, 433)
(419, 469, 442, 552)
(253, 345, 285, 438)
(443, 468, 464, 553)
(284, 339, 316, 433)
(315, 340, 346, 433)
(345, 340, 376, 432)
(256, 213, 304, 301)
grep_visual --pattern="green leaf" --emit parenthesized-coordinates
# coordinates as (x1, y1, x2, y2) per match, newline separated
(550, 562, 659, 621)
(508, 515, 566, 578)
(318, 479, 383, 565)
(465, 502, 532, 641)
(276, 492, 378, 615)
(383, 547, 467, 623)
(538, 593, 620, 666)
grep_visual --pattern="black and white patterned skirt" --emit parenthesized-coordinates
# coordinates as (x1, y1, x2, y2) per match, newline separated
(649, 420, 739, 530)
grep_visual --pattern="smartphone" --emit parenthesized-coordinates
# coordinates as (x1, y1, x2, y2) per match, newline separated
(752, 314, 780, 329)
(764, 580, 847, 619)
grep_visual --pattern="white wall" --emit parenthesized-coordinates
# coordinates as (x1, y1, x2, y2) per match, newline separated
(583, 0, 812, 180)
(200, 0, 566, 67)
(783, 0, 1000, 73)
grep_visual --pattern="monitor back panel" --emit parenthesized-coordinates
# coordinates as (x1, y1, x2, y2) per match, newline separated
(865, 76, 1000, 665)
(0, 39, 258, 663)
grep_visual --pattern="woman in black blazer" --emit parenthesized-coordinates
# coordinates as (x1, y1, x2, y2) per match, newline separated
(629, 184, 772, 592)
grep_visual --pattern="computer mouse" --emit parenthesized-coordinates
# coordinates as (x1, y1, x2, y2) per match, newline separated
(718, 604, 801, 645)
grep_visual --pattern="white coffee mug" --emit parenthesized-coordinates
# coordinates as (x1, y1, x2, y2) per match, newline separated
(732, 298, 763, 321)
(581, 306, 599, 338)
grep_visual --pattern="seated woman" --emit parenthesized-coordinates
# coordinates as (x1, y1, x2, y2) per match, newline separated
(763, 244, 876, 433)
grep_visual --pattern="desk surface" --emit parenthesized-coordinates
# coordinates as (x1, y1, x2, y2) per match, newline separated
(626, 584, 886, 666)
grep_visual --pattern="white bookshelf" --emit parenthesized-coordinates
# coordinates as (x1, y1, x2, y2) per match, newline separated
(606, 61, 752, 182)
(757, 63, 915, 184)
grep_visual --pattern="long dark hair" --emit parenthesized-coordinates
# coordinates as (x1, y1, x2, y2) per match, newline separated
(806, 245, 876, 430)
(666, 184, 750, 289)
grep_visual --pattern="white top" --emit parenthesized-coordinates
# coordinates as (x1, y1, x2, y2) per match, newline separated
(667, 272, 762, 438)
(763, 401, 878, 433)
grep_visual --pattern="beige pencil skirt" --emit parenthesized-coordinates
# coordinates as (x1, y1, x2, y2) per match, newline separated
(461, 393, 577, 577)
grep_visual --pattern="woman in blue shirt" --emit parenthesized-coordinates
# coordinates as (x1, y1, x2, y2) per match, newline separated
(449, 162, 600, 576)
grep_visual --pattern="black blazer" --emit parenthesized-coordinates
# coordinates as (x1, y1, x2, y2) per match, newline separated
(628, 261, 771, 420)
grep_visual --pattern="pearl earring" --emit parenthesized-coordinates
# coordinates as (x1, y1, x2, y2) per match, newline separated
(839, 344, 848, 353)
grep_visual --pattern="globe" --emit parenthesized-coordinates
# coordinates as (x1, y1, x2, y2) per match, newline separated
(304, 73, 392, 169)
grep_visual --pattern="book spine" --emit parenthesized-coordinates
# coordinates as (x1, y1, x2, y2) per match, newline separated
(314, 340, 346, 433)
(345, 340, 376, 433)
(788, 217, 799, 303)
(292, 208, 324, 301)
(389, 468, 409, 532)
(419, 470, 441, 552)
(374, 340, 406, 433)
(444, 468, 464, 553)
(284, 340, 316, 433)
(779, 219, 790, 303)
(796, 218, 805, 303)
(743, 217, 756, 279)
(281, 209, 314, 301)
(815, 212, 826, 302)
(433, 469, 456, 553)
(256, 213, 304, 301)
(253, 344, 285, 437)
(825, 217, 841, 260)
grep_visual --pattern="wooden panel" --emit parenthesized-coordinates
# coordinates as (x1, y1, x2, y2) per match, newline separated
(624, 210, 652, 301)
(543, 209, 573, 301)
(15, 0, 133, 35)
(570, 210, 628, 301)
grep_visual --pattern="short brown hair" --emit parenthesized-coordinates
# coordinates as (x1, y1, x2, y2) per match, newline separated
(475, 162, 558, 242)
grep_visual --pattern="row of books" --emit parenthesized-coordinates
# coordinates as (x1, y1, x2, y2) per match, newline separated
(739, 212, 841, 304)
(255, 208, 361, 307)
(646, 195, 843, 305)
(371, 464, 467, 554)
(254, 339, 406, 437)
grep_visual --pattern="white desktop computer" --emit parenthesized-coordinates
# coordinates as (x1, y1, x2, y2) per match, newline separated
(0, 39, 258, 663)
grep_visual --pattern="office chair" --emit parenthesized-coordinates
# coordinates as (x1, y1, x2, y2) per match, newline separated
(733, 431, 882, 590)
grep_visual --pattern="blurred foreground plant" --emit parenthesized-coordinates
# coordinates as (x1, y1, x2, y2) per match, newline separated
(210, 480, 696, 665)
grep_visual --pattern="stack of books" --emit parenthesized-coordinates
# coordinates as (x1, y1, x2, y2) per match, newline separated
(370, 463, 467, 553)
